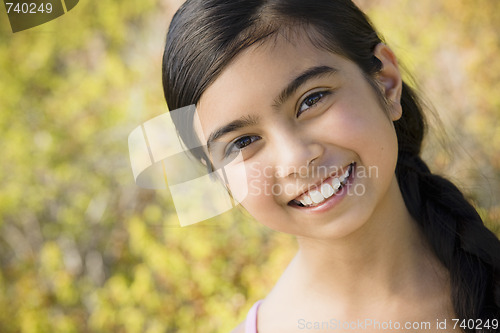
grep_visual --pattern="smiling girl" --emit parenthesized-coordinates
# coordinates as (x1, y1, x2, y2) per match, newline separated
(161, 0, 500, 332)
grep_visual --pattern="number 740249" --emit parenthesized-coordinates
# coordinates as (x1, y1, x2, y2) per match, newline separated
(5, 2, 53, 14)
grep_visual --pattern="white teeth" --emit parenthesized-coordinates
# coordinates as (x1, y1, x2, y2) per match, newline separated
(321, 183, 334, 198)
(299, 196, 313, 206)
(343, 169, 350, 181)
(339, 167, 351, 184)
(332, 177, 341, 190)
(310, 190, 324, 204)
(293, 163, 354, 207)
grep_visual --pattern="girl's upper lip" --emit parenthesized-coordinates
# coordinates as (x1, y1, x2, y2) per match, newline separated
(287, 162, 353, 203)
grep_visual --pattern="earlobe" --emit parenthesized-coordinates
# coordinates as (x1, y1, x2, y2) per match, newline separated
(373, 43, 403, 121)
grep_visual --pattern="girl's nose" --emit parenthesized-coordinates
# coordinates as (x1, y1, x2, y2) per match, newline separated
(272, 128, 324, 179)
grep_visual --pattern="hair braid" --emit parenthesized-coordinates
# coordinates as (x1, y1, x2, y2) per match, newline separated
(395, 86, 500, 329)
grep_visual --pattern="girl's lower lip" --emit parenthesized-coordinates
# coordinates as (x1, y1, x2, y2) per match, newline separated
(291, 164, 356, 214)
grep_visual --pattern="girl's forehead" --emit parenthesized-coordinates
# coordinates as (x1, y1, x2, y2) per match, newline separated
(235, 31, 338, 67)
(198, 36, 349, 113)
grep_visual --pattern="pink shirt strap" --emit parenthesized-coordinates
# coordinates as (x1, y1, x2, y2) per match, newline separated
(245, 300, 263, 333)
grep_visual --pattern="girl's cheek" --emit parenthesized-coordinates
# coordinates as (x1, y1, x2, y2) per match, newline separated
(223, 159, 250, 204)
(240, 162, 275, 208)
(332, 97, 393, 150)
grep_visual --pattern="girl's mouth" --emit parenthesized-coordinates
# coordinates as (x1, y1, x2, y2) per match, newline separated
(289, 162, 355, 208)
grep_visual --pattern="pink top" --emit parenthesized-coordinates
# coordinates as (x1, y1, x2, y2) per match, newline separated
(244, 300, 263, 333)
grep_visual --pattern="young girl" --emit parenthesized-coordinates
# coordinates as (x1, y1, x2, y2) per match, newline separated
(161, 0, 500, 331)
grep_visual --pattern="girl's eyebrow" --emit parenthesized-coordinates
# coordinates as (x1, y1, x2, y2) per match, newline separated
(205, 66, 337, 152)
(206, 115, 260, 152)
(273, 65, 338, 109)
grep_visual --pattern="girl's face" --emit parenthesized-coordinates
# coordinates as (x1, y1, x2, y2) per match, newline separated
(197, 34, 403, 240)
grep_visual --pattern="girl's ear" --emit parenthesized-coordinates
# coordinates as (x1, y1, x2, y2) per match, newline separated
(373, 43, 403, 121)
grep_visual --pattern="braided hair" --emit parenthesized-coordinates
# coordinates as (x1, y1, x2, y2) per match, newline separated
(395, 83, 500, 321)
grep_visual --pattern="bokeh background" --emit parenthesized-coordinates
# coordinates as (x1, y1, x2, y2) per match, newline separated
(0, 0, 499, 332)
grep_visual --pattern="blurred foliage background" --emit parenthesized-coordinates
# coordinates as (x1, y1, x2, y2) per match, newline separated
(0, 0, 498, 332)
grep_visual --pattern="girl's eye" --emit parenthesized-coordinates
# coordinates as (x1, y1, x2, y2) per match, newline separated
(297, 91, 331, 117)
(225, 135, 261, 157)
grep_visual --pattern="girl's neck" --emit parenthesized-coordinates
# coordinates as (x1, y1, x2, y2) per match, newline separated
(291, 177, 448, 305)
(258, 178, 455, 332)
